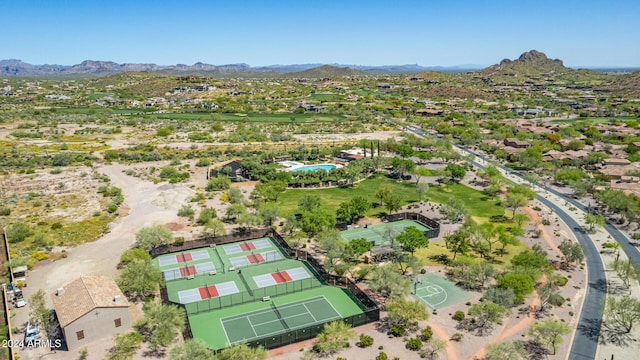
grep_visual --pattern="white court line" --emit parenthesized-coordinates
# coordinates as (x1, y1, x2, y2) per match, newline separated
(319, 295, 342, 319)
(245, 316, 259, 337)
(303, 303, 318, 322)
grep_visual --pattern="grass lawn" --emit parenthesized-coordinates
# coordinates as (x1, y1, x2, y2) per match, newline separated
(427, 183, 508, 220)
(416, 239, 530, 270)
(277, 175, 418, 217)
(277, 175, 508, 220)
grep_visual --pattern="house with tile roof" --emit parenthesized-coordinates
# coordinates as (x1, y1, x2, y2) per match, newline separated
(51, 276, 131, 349)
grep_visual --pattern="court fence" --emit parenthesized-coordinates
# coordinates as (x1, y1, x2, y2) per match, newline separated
(153, 228, 380, 347)
(383, 212, 441, 238)
(185, 276, 323, 314)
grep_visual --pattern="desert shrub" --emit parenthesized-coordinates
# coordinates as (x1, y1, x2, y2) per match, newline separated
(0, 207, 10, 216)
(420, 326, 433, 341)
(541, 218, 551, 226)
(632, 233, 640, 240)
(197, 208, 217, 225)
(107, 203, 118, 213)
(390, 325, 406, 337)
(196, 158, 211, 167)
(177, 205, 195, 217)
(376, 352, 388, 360)
(452, 310, 465, 321)
(549, 294, 566, 307)
(7, 222, 32, 243)
(51, 222, 63, 230)
(174, 237, 185, 245)
(556, 276, 568, 287)
(407, 338, 422, 351)
(358, 334, 374, 348)
(451, 333, 464, 342)
(489, 215, 510, 223)
(120, 248, 151, 266)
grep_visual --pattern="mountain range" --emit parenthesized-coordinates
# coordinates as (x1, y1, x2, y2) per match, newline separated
(0, 59, 484, 77)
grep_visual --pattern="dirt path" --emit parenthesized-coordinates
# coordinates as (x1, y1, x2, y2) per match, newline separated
(429, 322, 459, 360)
(470, 206, 565, 359)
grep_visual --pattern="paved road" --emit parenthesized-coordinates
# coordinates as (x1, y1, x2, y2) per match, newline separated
(402, 125, 605, 360)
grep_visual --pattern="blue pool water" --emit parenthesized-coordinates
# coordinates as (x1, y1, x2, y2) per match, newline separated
(290, 164, 336, 172)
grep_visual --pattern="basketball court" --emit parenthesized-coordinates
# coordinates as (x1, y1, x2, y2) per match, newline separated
(412, 273, 472, 309)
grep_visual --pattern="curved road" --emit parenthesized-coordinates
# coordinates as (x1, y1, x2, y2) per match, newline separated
(402, 124, 610, 360)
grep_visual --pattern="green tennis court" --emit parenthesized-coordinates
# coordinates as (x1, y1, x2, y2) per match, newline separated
(221, 296, 341, 345)
(412, 273, 472, 309)
(340, 220, 431, 246)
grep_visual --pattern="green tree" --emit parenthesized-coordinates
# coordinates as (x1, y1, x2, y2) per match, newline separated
(485, 341, 527, 360)
(412, 167, 432, 185)
(483, 287, 516, 308)
(497, 273, 534, 303)
(197, 208, 217, 225)
(215, 343, 268, 360)
(169, 339, 213, 360)
(225, 203, 248, 223)
(136, 225, 173, 251)
(445, 163, 466, 181)
(350, 238, 373, 255)
(336, 196, 370, 224)
(558, 239, 584, 266)
(416, 182, 430, 201)
(119, 248, 151, 266)
(203, 218, 226, 236)
(369, 265, 411, 303)
(300, 208, 336, 236)
(315, 321, 355, 355)
(440, 198, 467, 223)
(528, 318, 571, 355)
(466, 302, 507, 335)
(605, 295, 640, 333)
(584, 213, 605, 232)
(105, 332, 143, 360)
(611, 258, 640, 288)
(117, 260, 164, 300)
(6, 222, 32, 243)
(396, 226, 429, 255)
(444, 231, 470, 261)
(136, 300, 186, 349)
(252, 180, 287, 202)
(505, 193, 528, 218)
(386, 298, 430, 330)
(298, 194, 321, 212)
(258, 204, 280, 226)
(205, 176, 231, 191)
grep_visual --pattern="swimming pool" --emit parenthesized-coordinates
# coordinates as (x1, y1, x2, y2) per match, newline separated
(288, 164, 337, 172)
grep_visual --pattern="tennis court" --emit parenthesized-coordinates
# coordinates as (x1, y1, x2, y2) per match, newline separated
(340, 220, 431, 246)
(221, 296, 341, 345)
(412, 273, 472, 309)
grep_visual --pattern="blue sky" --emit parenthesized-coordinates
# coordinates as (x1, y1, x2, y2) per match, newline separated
(2, 0, 639, 67)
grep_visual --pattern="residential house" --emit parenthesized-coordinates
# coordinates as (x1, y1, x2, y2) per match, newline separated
(300, 104, 326, 112)
(207, 160, 247, 181)
(51, 276, 131, 350)
(503, 138, 530, 149)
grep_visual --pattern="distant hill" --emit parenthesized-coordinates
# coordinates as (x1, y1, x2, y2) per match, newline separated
(408, 71, 456, 83)
(0, 59, 250, 77)
(476, 50, 606, 84)
(89, 72, 182, 98)
(284, 65, 366, 78)
(603, 71, 640, 97)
